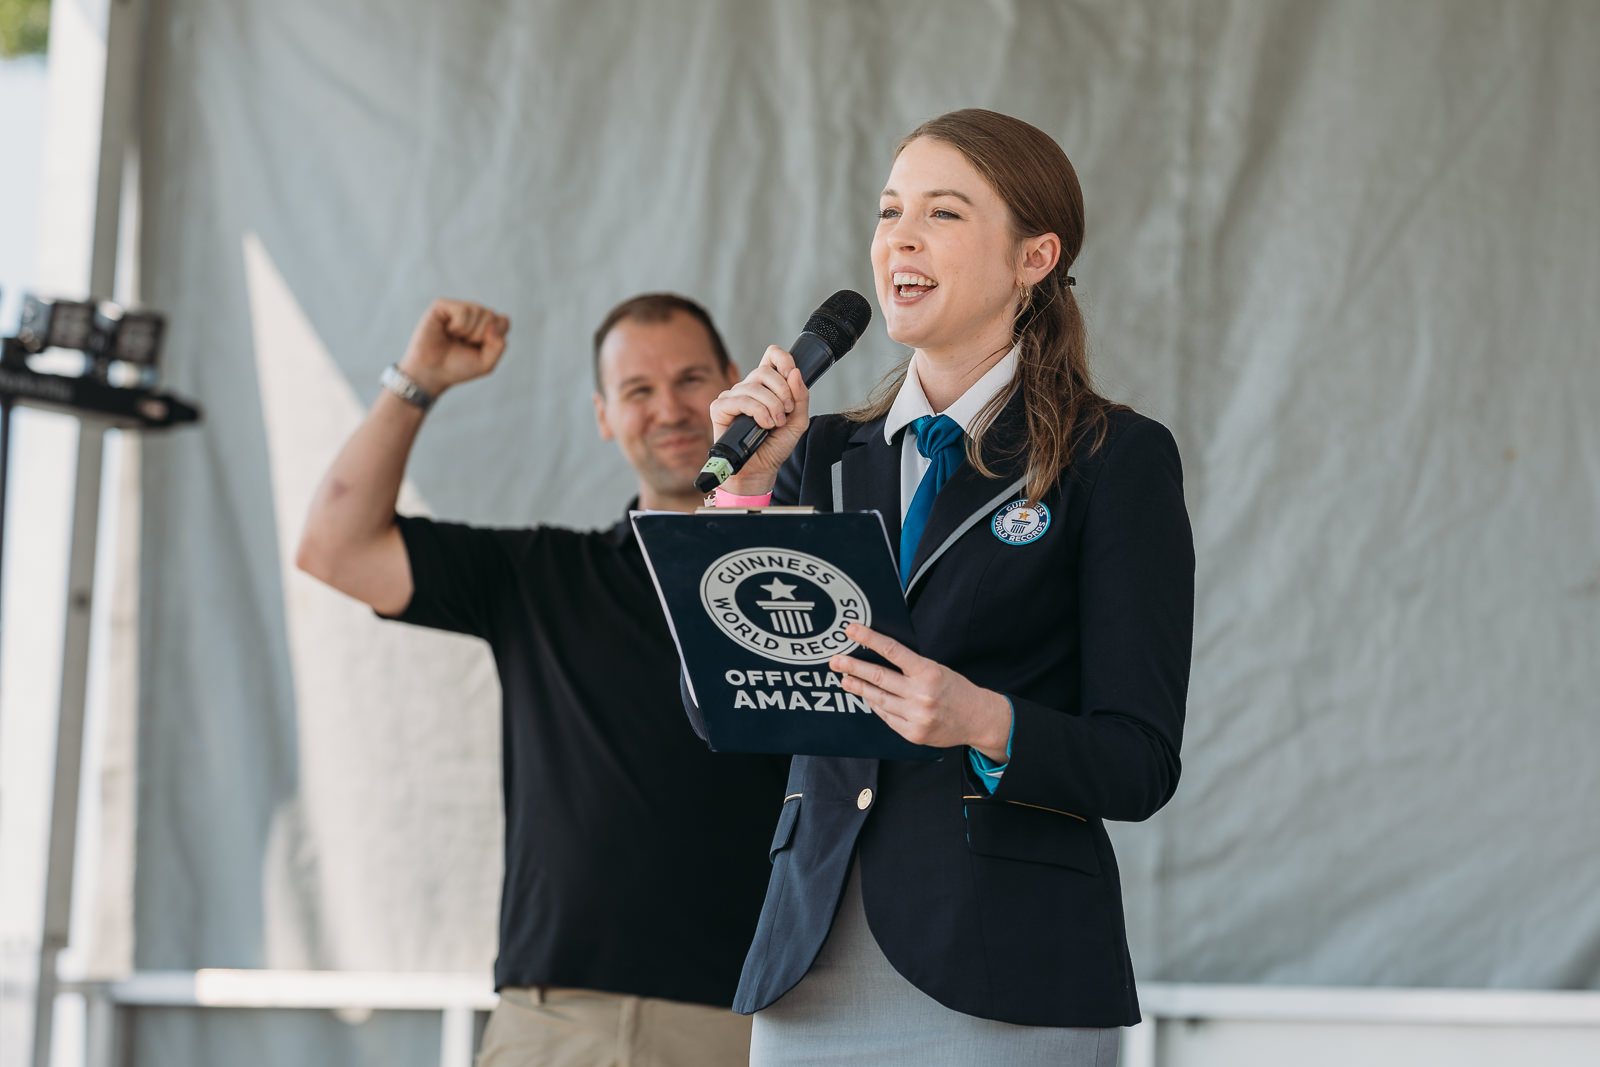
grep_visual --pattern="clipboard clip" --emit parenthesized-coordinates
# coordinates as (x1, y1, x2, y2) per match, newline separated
(694, 505, 817, 515)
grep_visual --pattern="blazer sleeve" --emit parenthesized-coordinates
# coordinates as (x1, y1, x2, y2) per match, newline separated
(770, 422, 812, 508)
(992, 416, 1195, 823)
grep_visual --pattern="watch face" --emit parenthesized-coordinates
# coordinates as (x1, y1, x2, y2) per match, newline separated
(383, 366, 430, 407)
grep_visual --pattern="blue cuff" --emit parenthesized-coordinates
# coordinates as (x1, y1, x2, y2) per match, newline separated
(967, 696, 1014, 794)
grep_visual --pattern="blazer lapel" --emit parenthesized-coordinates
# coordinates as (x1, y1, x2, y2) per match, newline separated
(905, 390, 1030, 597)
(838, 415, 904, 570)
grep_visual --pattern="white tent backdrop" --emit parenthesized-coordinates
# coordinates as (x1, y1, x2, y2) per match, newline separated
(113, 0, 1599, 1062)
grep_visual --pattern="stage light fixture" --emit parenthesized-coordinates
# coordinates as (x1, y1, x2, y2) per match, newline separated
(17, 295, 96, 354)
(15, 294, 167, 383)
(93, 302, 166, 367)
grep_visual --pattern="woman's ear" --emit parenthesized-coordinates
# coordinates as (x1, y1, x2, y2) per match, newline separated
(1018, 232, 1061, 286)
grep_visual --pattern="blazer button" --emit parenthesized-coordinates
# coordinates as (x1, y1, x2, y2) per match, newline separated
(857, 788, 873, 810)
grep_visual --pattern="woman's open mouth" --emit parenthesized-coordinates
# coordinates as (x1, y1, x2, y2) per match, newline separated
(892, 271, 938, 301)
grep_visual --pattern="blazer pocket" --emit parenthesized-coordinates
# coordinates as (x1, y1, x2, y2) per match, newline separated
(770, 794, 802, 862)
(964, 799, 1101, 875)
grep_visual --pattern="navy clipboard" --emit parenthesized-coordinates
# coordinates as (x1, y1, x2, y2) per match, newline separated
(632, 510, 941, 761)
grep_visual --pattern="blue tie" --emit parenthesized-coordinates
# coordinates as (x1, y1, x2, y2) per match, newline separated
(899, 414, 966, 587)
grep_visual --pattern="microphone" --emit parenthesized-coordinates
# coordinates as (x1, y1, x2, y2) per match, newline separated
(695, 290, 872, 495)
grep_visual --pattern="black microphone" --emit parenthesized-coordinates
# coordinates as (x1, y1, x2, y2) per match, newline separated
(695, 290, 872, 495)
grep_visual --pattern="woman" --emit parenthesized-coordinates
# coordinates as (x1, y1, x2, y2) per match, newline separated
(706, 110, 1194, 1065)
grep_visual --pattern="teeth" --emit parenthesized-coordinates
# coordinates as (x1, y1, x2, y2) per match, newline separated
(892, 272, 936, 287)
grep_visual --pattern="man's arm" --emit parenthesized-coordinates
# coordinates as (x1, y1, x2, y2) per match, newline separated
(295, 299, 509, 616)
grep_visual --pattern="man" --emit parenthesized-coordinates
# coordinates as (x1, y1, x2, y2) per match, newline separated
(296, 294, 788, 1066)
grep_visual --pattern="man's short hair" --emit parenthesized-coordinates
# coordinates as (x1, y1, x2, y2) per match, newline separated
(592, 293, 732, 391)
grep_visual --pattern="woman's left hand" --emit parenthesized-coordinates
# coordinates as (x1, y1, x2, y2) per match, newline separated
(830, 623, 1012, 759)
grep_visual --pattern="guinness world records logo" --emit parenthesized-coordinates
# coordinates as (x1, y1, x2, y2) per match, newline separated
(699, 548, 870, 665)
(992, 499, 1050, 545)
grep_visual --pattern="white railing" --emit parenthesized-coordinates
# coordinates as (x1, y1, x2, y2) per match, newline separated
(52, 971, 1600, 1067)
(1125, 983, 1600, 1067)
(59, 971, 496, 1067)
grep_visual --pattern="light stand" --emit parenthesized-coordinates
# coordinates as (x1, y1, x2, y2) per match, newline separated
(0, 294, 200, 1067)
(0, 297, 198, 627)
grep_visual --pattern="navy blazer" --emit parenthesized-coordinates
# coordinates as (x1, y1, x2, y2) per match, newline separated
(691, 394, 1194, 1028)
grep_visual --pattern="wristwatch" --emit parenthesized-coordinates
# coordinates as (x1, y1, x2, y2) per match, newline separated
(380, 364, 435, 411)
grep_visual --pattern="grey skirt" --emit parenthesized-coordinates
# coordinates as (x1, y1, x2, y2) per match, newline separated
(749, 862, 1120, 1067)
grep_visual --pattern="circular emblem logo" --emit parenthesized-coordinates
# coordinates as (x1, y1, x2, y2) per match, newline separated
(699, 548, 871, 665)
(991, 500, 1051, 545)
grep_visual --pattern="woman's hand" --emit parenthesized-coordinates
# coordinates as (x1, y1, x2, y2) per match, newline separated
(830, 623, 1012, 759)
(707, 345, 811, 496)
(397, 299, 510, 397)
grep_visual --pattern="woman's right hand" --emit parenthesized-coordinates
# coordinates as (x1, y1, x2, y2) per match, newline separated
(708, 345, 811, 496)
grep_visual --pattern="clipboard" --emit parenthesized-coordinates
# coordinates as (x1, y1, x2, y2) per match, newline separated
(632, 510, 941, 761)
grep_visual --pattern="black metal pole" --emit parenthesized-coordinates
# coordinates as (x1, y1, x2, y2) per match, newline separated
(0, 391, 11, 649)
(0, 337, 23, 635)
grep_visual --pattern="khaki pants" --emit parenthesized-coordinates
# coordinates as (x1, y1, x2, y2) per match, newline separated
(476, 986, 752, 1067)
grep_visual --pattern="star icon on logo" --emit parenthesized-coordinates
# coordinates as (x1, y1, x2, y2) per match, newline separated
(759, 577, 798, 600)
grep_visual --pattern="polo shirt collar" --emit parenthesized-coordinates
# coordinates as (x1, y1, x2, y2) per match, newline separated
(608, 497, 642, 547)
(883, 343, 1021, 445)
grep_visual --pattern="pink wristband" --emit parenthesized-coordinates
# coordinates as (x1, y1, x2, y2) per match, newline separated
(713, 487, 774, 508)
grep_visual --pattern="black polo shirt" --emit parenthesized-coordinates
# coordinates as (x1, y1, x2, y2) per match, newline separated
(383, 505, 789, 1006)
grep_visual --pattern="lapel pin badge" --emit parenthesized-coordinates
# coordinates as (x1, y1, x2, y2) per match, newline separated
(992, 500, 1050, 545)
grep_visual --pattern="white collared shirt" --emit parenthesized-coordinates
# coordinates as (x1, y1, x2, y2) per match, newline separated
(884, 346, 1021, 788)
(883, 344, 1021, 520)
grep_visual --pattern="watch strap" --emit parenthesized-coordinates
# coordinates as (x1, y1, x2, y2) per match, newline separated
(380, 364, 435, 410)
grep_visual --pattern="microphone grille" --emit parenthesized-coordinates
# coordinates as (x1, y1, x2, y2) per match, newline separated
(803, 290, 873, 355)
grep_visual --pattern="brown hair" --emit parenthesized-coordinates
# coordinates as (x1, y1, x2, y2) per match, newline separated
(592, 292, 732, 390)
(848, 109, 1121, 502)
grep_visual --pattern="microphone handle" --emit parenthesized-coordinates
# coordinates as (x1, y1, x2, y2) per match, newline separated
(694, 331, 836, 494)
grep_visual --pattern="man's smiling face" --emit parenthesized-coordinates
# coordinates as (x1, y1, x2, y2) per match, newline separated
(593, 311, 737, 506)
